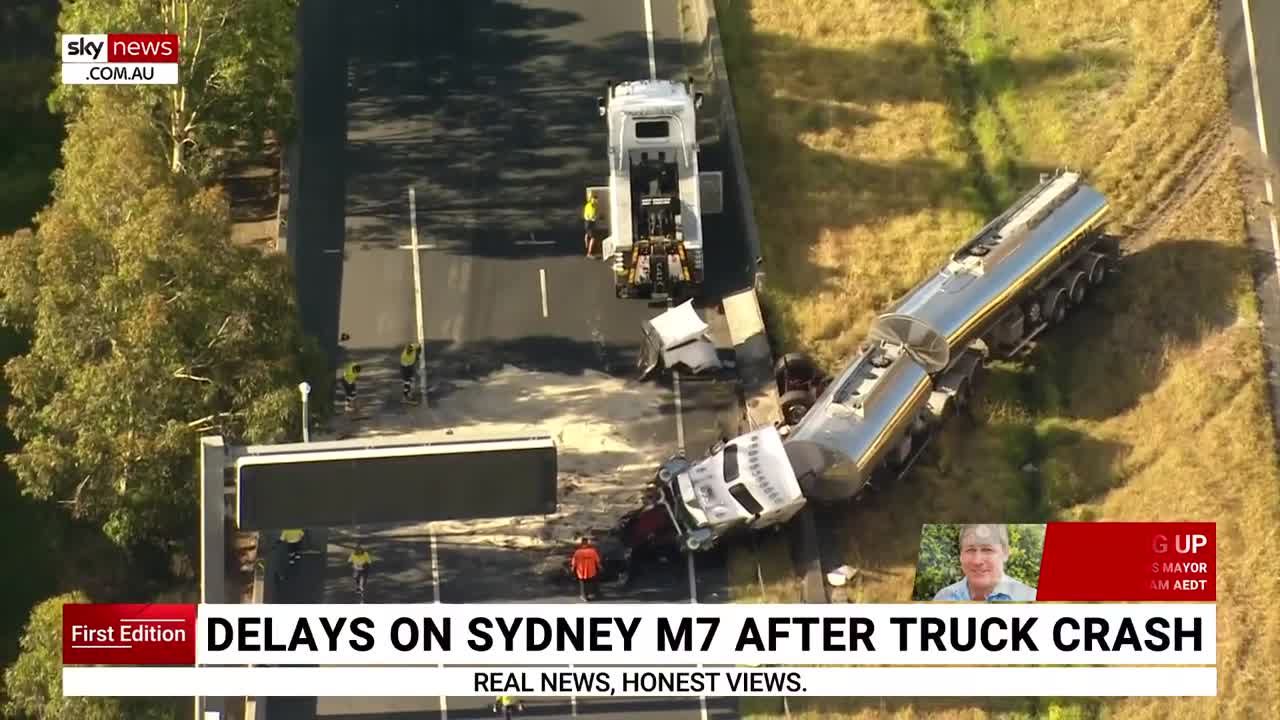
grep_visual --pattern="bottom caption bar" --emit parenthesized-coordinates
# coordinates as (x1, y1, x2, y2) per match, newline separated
(64, 667, 1216, 697)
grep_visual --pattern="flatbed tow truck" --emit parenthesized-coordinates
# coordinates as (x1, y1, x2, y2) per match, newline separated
(587, 78, 723, 301)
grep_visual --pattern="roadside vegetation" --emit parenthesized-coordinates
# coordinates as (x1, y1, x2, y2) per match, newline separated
(0, 1, 311, 716)
(718, 0, 1280, 718)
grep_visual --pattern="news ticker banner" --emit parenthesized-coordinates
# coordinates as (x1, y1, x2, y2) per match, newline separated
(63, 666, 1217, 699)
(1035, 522, 1214, 600)
(62, 603, 1217, 697)
(61, 34, 179, 85)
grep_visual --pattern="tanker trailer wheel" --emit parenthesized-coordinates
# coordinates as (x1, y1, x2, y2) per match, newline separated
(774, 352, 819, 394)
(1044, 287, 1068, 326)
(1068, 271, 1088, 306)
(1087, 254, 1108, 286)
(779, 389, 815, 426)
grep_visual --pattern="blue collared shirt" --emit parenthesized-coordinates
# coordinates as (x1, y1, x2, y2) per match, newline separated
(933, 574, 1037, 601)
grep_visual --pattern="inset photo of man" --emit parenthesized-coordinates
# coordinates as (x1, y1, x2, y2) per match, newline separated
(911, 523, 1044, 602)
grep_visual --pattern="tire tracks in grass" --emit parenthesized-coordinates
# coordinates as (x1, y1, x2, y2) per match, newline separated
(921, 0, 1022, 216)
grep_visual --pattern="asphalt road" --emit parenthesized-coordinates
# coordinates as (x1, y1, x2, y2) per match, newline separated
(265, 0, 754, 717)
(1221, 0, 1280, 441)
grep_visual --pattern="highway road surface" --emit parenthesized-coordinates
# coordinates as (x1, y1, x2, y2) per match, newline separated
(1222, 0, 1280, 440)
(264, 0, 756, 717)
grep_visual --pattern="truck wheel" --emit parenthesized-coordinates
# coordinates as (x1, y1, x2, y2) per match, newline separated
(1047, 289, 1068, 325)
(779, 389, 814, 426)
(1041, 287, 1066, 326)
(774, 353, 819, 393)
(1069, 272, 1087, 305)
(1087, 254, 1108, 286)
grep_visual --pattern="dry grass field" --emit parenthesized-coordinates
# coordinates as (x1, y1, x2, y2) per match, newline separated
(718, 0, 1280, 717)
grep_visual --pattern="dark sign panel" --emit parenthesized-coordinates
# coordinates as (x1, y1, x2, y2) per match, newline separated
(235, 437, 557, 530)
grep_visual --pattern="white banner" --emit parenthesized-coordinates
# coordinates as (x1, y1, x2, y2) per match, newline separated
(63, 666, 1218, 698)
(194, 603, 1216, 666)
(62, 63, 177, 85)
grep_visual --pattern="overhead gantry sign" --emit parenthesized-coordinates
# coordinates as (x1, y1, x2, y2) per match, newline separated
(232, 434, 558, 530)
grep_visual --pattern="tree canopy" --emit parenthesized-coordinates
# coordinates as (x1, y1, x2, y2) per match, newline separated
(910, 523, 1046, 600)
(49, 0, 297, 178)
(3, 591, 181, 720)
(0, 94, 322, 549)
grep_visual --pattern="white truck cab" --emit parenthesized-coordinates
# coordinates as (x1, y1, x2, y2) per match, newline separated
(653, 425, 806, 551)
(588, 79, 722, 300)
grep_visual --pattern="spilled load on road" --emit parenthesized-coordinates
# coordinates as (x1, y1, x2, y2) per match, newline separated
(631, 171, 1117, 552)
(587, 78, 723, 301)
(638, 299, 722, 378)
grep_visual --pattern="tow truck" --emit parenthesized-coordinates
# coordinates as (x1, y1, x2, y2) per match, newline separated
(587, 78, 723, 300)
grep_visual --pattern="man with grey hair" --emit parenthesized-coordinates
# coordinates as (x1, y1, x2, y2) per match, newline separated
(933, 524, 1038, 601)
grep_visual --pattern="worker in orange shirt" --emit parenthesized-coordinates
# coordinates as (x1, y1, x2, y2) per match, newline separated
(570, 536, 602, 601)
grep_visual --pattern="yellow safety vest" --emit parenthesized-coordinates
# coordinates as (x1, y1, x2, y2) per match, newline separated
(280, 529, 304, 543)
(583, 199, 598, 221)
(350, 551, 371, 569)
(496, 696, 518, 706)
(343, 364, 359, 384)
(400, 345, 418, 367)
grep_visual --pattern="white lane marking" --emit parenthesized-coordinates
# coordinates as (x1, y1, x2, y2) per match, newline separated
(429, 526, 442, 602)
(1241, 0, 1280, 277)
(398, 243, 438, 250)
(673, 370, 686, 452)
(669, 296, 704, 718)
(686, 551, 698, 603)
(686, 551, 708, 720)
(539, 268, 549, 318)
(323, 248, 342, 254)
(1242, 0, 1270, 158)
(409, 187, 430, 405)
(644, 0, 657, 81)
(430, 525, 446, 719)
(570, 662, 578, 717)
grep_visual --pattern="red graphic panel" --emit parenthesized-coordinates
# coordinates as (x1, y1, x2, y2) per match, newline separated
(105, 34, 179, 63)
(62, 603, 196, 666)
(1037, 522, 1215, 601)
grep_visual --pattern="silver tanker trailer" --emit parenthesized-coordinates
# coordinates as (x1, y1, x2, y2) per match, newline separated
(639, 170, 1115, 551)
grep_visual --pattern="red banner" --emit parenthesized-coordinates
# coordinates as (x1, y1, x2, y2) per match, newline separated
(1037, 522, 1215, 601)
(62, 603, 196, 666)
(105, 34, 179, 63)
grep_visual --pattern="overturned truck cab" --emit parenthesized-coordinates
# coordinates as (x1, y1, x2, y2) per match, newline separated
(647, 426, 807, 552)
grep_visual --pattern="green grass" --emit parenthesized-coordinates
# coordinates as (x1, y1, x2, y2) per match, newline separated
(718, 0, 1279, 717)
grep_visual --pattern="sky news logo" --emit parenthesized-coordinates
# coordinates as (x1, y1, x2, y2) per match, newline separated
(61, 33, 179, 85)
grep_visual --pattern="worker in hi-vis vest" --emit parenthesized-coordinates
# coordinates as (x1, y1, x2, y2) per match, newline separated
(341, 362, 361, 411)
(493, 695, 524, 717)
(279, 528, 305, 562)
(399, 342, 419, 401)
(349, 544, 372, 595)
(583, 192, 599, 256)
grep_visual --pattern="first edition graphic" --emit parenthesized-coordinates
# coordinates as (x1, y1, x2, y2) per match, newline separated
(61, 33, 179, 85)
